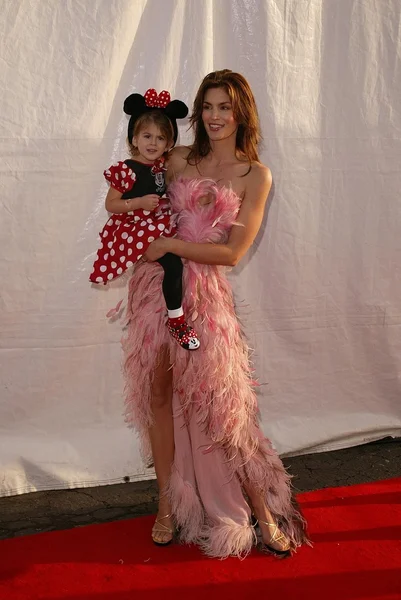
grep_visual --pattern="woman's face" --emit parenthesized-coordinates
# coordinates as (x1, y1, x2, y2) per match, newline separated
(202, 87, 238, 142)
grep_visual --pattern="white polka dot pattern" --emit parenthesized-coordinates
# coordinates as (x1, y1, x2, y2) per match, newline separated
(103, 161, 136, 195)
(144, 88, 171, 108)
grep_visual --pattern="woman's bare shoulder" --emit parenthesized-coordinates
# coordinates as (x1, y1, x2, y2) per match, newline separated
(250, 160, 272, 182)
(172, 145, 192, 158)
(166, 145, 192, 180)
(234, 156, 271, 181)
(168, 145, 191, 165)
(242, 161, 272, 203)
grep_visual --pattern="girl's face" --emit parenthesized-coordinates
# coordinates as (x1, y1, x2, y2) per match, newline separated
(133, 122, 170, 163)
(202, 87, 238, 143)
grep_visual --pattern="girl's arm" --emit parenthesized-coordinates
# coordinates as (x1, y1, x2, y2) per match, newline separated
(105, 186, 160, 214)
(145, 164, 272, 266)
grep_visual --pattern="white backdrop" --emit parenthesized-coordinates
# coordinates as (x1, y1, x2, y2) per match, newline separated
(1, 0, 401, 497)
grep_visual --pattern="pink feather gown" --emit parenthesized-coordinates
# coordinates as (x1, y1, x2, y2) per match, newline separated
(123, 178, 308, 557)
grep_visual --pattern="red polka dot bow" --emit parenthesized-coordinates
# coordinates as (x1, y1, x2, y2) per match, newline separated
(144, 88, 171, 108)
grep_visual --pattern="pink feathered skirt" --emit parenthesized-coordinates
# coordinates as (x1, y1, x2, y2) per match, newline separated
(122, 178, 309, 557)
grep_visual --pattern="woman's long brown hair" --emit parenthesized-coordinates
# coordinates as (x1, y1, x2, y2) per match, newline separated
(187, 69, 261, 166)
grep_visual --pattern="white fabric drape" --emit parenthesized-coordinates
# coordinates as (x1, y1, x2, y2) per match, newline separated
(1, 0, 400, 496)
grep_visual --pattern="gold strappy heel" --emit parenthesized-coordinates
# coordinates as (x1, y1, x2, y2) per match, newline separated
(254, 518, 291, 558)
(151, 513, 174, 546)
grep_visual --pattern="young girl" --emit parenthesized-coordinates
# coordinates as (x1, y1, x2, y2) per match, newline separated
(90, 89, 200, 351)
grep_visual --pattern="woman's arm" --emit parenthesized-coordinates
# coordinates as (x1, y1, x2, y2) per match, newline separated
(145, 164, 272, 266)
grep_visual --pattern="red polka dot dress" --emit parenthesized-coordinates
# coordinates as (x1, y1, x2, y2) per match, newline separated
(90, 157, 176, 284)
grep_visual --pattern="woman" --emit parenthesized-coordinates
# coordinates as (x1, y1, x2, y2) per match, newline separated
(123, 69, 309, 558)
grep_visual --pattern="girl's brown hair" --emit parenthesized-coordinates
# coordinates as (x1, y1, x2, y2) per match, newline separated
(187, 69, 261, 165)
(129, 111, 174, 157)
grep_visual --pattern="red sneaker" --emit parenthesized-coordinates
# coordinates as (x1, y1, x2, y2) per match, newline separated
(167, 317, 200, 351)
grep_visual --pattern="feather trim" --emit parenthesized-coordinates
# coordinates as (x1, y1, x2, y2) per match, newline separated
(166, 465, 204, 544)
(199, 519, 255, 559)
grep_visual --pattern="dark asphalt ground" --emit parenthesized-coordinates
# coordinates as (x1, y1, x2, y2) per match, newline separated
(1, 438, 400, 541)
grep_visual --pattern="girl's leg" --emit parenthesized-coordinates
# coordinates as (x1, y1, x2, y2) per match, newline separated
(157, 253, 200, 350)
(149, 346, 175, 544)
(157, 252, 183, 311)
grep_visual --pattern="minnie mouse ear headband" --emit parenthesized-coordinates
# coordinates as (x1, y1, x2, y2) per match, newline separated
(124, 88, 188, 146)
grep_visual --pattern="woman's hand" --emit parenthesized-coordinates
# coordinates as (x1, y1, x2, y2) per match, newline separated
(144, 236, 172, 261)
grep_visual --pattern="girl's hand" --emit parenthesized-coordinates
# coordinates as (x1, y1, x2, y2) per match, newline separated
(140, 194, 160, 211)
(144, 237, 171, 261)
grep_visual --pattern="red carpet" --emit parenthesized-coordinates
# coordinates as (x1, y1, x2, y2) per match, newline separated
(0, 478, 400, 600)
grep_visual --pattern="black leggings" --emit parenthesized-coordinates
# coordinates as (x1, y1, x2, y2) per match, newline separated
(157, 253, 183, 311)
